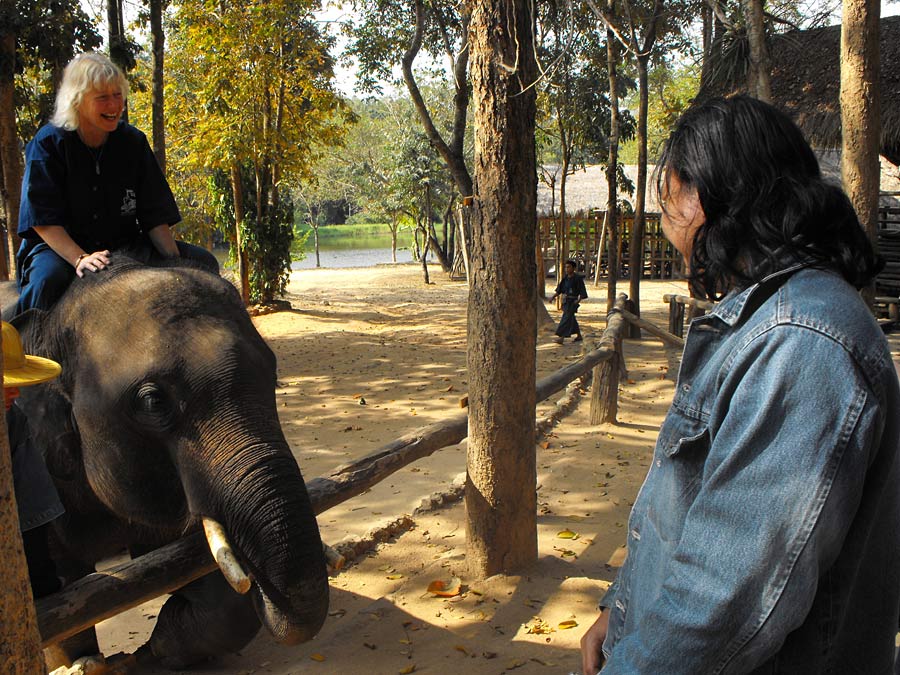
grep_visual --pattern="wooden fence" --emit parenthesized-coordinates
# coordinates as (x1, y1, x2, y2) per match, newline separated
(538, 213, 683, 281)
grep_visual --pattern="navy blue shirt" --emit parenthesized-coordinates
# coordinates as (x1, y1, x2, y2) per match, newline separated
(18, 122, 180, 254)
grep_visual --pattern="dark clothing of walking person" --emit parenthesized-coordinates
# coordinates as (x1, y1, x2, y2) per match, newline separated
(552, 263, 587, 342)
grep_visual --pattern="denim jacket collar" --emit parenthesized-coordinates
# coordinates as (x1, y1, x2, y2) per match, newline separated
(705, 260, 816, 327)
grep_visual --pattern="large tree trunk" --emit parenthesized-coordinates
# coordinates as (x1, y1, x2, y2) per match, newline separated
(605, 23, 620, 312)
(745, 0, 772, 102)
(0, 323, 45, 672)
(149, 0, 166, 174)
(0, 30, 20, 280)
(231, 161, 250, 304)
(465, 0, 538, 578)
(840, 0, 880, 304)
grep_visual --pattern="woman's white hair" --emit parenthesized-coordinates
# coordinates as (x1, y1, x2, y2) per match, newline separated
(51, 52, 129, 131)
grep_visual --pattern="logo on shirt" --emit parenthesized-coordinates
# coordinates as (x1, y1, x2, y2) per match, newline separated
(120, 189, 136, 216)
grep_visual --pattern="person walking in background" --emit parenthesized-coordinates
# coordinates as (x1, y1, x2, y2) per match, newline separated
(551, 259, 587, 344)
(15, 51, 218, 315)
(580, 95, 900, 673)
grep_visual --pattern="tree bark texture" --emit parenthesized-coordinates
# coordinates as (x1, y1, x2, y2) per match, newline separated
(0, 30, 19, 280)
(605, 24, 620, 312)
(840, 0, 881, 299)
(0, 312, 46, 673)
(745, 0, 772, 102)
(465, 0, 538, 578)
(150, 0, 166, 174)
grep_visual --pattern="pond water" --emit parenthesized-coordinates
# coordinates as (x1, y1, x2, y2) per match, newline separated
(215, 230, 424, 271)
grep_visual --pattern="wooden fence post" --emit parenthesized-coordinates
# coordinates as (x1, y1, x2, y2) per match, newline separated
(590, 294, 628, 424)
(0, 306, 46, 674)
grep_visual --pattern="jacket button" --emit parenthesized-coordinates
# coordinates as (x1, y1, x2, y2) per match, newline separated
(681, 383, 691, 392)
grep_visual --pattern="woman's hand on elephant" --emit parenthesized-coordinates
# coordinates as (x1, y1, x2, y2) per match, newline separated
(75, 250, 111, 277)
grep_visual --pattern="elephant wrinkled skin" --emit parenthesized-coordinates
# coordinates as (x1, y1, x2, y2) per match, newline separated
(12, 253, 329, 669)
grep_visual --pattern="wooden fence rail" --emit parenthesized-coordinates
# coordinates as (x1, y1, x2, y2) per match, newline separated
(36, 296, 633, 648)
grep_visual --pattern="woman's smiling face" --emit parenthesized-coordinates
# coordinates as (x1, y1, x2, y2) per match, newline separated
(77, 84, 124, 145)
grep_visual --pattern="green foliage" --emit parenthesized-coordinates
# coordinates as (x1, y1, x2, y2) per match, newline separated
(162, 0, 352, 303)
(298, 89, 461, 235)
(619, 61, 700, 164)
(6, 0, 101, 139)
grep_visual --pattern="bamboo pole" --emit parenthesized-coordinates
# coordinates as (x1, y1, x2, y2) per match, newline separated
(593, 211, 609, 287)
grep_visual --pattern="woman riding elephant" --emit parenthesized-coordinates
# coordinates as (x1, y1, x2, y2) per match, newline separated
(15, 51, 218, 315)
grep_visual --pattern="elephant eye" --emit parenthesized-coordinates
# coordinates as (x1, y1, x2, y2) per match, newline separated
(134, 383, 171, 417)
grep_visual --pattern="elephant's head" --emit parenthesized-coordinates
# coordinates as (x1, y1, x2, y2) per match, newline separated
(16, 258, 328, 645)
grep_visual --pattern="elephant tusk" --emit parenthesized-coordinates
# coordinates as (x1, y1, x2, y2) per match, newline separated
(202, 517, 253, 595)
(323, 542, 345, 573)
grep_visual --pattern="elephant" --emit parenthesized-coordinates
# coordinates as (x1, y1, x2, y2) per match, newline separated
(10, 251, 329, 669)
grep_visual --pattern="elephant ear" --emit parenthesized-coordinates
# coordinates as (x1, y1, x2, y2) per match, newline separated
(11, 309, 82, 480)
(17, 384, 82, 482)
(11, 308, 77, 395)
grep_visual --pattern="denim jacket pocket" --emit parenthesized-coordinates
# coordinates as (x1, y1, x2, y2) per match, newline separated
(646, 412, 711, 543)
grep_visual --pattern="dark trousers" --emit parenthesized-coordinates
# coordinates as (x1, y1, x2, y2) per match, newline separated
(15, 238, 219, 315)
(555, 301, 581, 338)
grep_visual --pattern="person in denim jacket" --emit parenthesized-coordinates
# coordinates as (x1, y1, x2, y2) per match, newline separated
(580, 95, 899, 674)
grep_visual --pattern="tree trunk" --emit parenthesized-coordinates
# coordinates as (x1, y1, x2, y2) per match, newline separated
(557, 153, 569, 302)
(403, 0, 473, 198)
(465, 0, 538, 578)
(107, 0, 129, 123)
(840, 0, 880, 304)
(629, 54, 650, 327)
(0, 319, 46, 672)
(0, 30, 20, 280)
(605, 23, 620, 312)
(390, 217, 398, 263)
(230, 161, 250, 304)
(745, 0, 772, 102)
(149, 0, 166, 173)
(313, 225, 320, 268)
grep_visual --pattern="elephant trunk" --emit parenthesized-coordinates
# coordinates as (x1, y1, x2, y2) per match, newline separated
(189, 440, 329, 645)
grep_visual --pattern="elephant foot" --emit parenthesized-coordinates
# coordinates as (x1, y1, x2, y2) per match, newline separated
(48, 652, 135, 675)
(146, 572, 261, 670)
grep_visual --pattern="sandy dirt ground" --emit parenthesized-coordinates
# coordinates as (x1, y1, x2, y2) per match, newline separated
(87, 264, 688, 675)
(86, 266, 900, 674)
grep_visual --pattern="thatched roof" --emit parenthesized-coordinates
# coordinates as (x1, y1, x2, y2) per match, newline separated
(697, 16, 900, 165)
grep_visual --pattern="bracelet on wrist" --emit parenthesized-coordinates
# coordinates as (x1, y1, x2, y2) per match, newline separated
(75, 253, 88, 267)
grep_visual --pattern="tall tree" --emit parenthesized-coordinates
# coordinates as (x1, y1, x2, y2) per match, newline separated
(149, 0, 166, 172)
(840, 0, 880, 302)
(604, 19, 621, 309)
(346, 0, 473, 199)
(536, 5, 617, 292)
(744, 0, 771, 100)
(166, 0, 349, 304)
(465, 0, 538, 576)
(587, 0, 667, 316)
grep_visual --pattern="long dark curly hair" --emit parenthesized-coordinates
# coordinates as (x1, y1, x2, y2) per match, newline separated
(657, 95, 882, 301)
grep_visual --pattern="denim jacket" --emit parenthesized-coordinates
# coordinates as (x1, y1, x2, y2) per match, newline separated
(600, 264, 900, 674)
